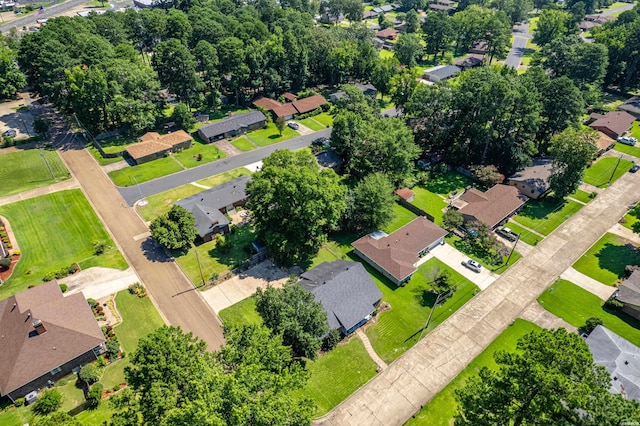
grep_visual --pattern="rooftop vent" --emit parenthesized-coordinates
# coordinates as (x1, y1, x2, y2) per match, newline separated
(33, 319, 47, 335)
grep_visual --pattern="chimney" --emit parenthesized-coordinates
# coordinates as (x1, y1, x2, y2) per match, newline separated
(33, 319, 47, 335)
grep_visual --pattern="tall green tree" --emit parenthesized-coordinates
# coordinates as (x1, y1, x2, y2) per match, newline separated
(150, 205, 197, 250)
(394, 33, 423, 67)
(371, 56, 399, 101)
(538, 75, 584, 146)
(548, 127, 597, 198)
(533, 9, 577, 46)
(255, 282, 329, 359)
(170, 103, 196, 131)
(246, 149, 347, 266)
(0, 44, 26, 99)
(152, 38, 201, 105)
(422, 12, 455, 61)
(343, 172, 396, 233)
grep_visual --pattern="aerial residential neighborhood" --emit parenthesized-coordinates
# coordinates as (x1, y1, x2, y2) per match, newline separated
(1, 0, 640, 424)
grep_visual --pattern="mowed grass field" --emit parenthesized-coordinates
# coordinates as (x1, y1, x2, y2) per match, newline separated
(0, 190, 127, 298)
(0, 148, 70, 197)
(583, 157, 634, 187)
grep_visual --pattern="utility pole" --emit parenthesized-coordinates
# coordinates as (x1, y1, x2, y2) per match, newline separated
(193, 243, 206, 288)
(40, 148, 55, 180)
(608, 154, 623, 185)
(132, 175, 148, 206)
(505, 232, 520, 265)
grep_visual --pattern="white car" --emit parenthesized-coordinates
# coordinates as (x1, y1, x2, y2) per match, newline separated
(462, 259, 482, 273)
(287, 121, 299, 130)
(617, 136, 636, 146)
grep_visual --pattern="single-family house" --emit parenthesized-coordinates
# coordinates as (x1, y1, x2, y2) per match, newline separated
(0, 281, 105, 402)
(376, 28, 398, 40)
(618, 96, 640, 119)
(125, 130, 192, 165)
(579, 20, 599, 31)
(452, 185, 528, 229)
(395, 187, 415, 203)
(330, 83, 378, 103)
(132, 0, 154, 8)
(175, 176, 250, 240)
(586, 325, 640, 402)
(252, 96, 282, 112)
(593, 131, 616, 155)
(283, 92, 297, 102)
(588, 111, 636, 139)
(291, 94, 327, 115)
(469, 41, 489, 55)
(428, 3, 455, 12)
(363, 10, 379, 19)
(197, 111, 267, 142)
(507, 158, 553, 199)
(299, 260, 383, 335)
(424, 65, 462, 82)
(614, 270, 640, 321)
(454, 54, 484, 70)
(352, 217, 448, 286)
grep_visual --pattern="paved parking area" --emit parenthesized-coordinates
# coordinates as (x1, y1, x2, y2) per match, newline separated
(429, 243, 500, 290)
(0, 97, 34, 140)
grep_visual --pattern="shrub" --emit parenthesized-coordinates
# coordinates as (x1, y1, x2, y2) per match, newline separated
(79, 363, 101, 385)
(59, 283, 68, 293)
(93, 241, 106, 255)
(32, 389, 62, 415)
(322, 328, 341, 352)
(0, 257, 11, 268)
(106, 340, 120, 359)
(128, 282, 147, 298)
(14, 397, 25, 407)
(42, 272, 56, 282)
(68, 263, 79, 274)
(469, 165, 504, 187)
(583, 317, 603, 334)
(86, 383, 103, 408)
(605, 298, 624, 309)
(113, 384, 120, 392)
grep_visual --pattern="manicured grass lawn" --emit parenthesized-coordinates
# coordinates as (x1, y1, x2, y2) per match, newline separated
(296, 337, 378, 417)
(446, 235, 523, 274)
(312, 112, 334, 127)
(512, 197, 584, 235)
(196, 167, 253, 187)
(382, 203, 418, 234)
(613, 142, 640, 158)
(109, 156, 184, 187)
(173, 138, 225, 168)
(622, 203, 640, 232)
(55, 373, 86, 412)
(380, 49, 394, 59)
(299, 117, 325, 131)
(364, 257, 479, 363)
(0, 148, 70, 197)
(175, 225, 255, 285)
(0, 190, 127, 299)
(406, 319, 541, 426)
(569, 189, 594, 204)
(583, 157, 634, 188)
(230, 136, 256, 151)
(503, 221, 543, 246)
(573, 232, 640, 286)
(219, 297, 262, 326)
(246, 123, 299, 146)
(631, 120, 640, 140)
(423, 171, 476, 197)
(538, 279, 640, 347)
(410, 187, 447, 225)
(98, 134, 138, 154)
(87, 145, 124, 166)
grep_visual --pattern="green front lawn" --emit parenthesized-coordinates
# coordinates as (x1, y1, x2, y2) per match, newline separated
(631, 120, 640, 140)
(569, 189, 594, 204)
(446, 235, 523, 273)
(296, 337, 378, 417)
(173, 138, 225, 168)
(196, 167, 253, 187)
(364, 257, 479, 364)
(298, 117, 325, 131)
(406, 319, 541, 426)
(87, 145, 124, 166)
(219, 296, 262, 326)
(622, 203, 640, 232)
(0, 190, 128, 299)
(382, 203, 418, 234)
(0, 148, 70, 197)
(175, 225, 255, 285)
(503, 221, 543, 246)
(512, 197, 584, 235)
(108, 156, 184, 187)
(246, 123, 299, 146)
(423, 171, 476, 197)
(312, 112, 334, 127)
(613, 142, 640, 159)
(230, 136, 256, 151)
(583, 157, 634, 188)
(410, 187, 447, 225)
(573, 232, 640, 286)
(538, 279, 640, 347)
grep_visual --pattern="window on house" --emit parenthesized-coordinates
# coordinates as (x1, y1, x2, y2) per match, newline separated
(50, 367, 61, 375)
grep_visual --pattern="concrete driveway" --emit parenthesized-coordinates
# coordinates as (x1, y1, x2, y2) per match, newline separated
(430, 243, 500, 290)
(64, 267, 139, 300)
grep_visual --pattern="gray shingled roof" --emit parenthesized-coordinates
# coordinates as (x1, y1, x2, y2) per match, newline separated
(508, 158, 553, 194)
(198, 111, 266, 140)
(427, 65, 462, 80)
(617, 271, 640, 306)
(586, 325, 640, 402)
(300, 261, 382, 332)
(175, 176, 250, 238)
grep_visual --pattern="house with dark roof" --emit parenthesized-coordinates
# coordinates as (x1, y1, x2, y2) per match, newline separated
(299, 260, 383, 335)
(589, 111, 636, 139)
(330, 83, 378, 103)
(452, 185, 528, 229)
(352, 217, 447, 286)
(175, 176, 250, 241)
(125, 130, 192, 165)
(507, 158, 553, 199)
(586, 325, 640, 402)
(0, 281, 105, 402)
(454, 54, 484, 70)
(618, 96, 640, 119)
(197, 111, 266, 142)
(614, 270, 640, 321)
(424, 65, 462, 82)
(428, 3, 455, 12)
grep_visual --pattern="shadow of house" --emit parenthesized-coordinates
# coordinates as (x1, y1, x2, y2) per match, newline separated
(507, 158, 552, 199)
(452, 185, 528, 230)
(197, 111, 267, 143)
(352, 217, 448, 286)
(299, 260, 383, 335)
(0, 281, 105, 402)
(175, 176, 250, 242)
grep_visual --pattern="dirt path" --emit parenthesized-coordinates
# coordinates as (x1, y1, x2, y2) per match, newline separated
(42, 107, 225, 351)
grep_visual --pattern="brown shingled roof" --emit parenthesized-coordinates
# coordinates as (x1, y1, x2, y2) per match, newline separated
(352, 217, 447, 283)
(292, 95, 327, 114)
(126, 130, 192, 160)
(457, 185, 528, 229)
(252, 97, 282, 111)
(283, 92, 297, 102)
(395, 188, 415, 201)
(0, 281, 105, 396)
(273, 103, 298, 118)
(589, 111, 636, 137)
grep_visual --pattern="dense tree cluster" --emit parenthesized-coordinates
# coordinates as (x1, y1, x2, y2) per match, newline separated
(149, 205, 197, 251)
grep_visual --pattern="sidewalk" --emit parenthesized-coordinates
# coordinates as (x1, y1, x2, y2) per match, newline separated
(560, 267, 617, 301)
(356, 329, 387, 370)
(520, 301, 577, 332)
(609, 222, 640, 246)
(0, 177, 79, 207)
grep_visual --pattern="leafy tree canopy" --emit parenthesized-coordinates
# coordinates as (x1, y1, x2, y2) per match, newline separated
(548, 127, 597, 198)
(150, 205, 197, 250)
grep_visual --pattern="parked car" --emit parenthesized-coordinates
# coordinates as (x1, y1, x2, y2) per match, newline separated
(495, 226, 518, 242)
(313, 136, 330, 147)
(287, 121, 299, 130)
(2, 129, 17, 138)
(462, 259, 482, 273)
(617, 136, 636, 146)
(630, 165, 639, 173)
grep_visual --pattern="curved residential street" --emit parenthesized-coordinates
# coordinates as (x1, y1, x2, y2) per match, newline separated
(315, 171, 640, 425)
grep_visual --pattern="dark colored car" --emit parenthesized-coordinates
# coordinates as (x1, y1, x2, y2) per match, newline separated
(630, 165, 639, 173)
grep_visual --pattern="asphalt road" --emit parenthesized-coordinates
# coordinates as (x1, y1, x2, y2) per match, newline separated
(505, 22, 531, 69)
(0, 0, 87, 33)
(118, 128, 332, 206)
(600, 2, 635, 16)
(40, 105, 226, 351)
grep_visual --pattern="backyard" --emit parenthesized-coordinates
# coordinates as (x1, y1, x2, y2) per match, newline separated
(511, 197, 584, 235)
(410, 187, 447, 225)
(405, 319, 541, 425)
(538, 279, 640, 347)
(0, 148, 70, 197)
(423, 171, 476, 197)
(572, 232, 640, 286)
(583, 157, 634, 188)
(364, 257, 480, 364)
(0, 190, 128, 299)
(246, 123, 299, 147)
(382, 203, 418, 234)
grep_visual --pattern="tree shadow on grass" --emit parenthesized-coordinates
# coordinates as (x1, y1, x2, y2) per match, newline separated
(412, 286, 436, 308)
(518, 197, 566, 220)
(595, 243, 640, 280)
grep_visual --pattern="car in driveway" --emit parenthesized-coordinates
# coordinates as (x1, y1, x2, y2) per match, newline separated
(618, 136, 637, 146)
(495, 226, 518, 242)
(630, 165, 639, 173)
(462, 259, 482, 273)
(287, 121, 299, 130)
(2, 129, 17, 138)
